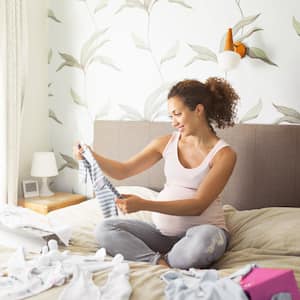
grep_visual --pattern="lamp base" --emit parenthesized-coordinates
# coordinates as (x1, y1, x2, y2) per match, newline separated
(39, 177, 54, 197)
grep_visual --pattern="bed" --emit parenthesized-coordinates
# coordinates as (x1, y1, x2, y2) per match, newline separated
(1, 121, 300, 299)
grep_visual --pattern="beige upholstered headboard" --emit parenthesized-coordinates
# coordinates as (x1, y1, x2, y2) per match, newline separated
(94, 121, 300, 210)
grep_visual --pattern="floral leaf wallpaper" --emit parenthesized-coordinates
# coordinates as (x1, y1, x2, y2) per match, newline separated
(143, 83, 174, 121)
(293, 16, 300, 35)
(48, 49, 53, 64)
(167, 0, 192, 9)
(94, 0, 109, 13)
(48, 83, 53, 97)
(186, 45, 217, 65)
(219, 14, 260, 51)
(219, 13, 278, 67)
(70, 88, 87, 108)
(239, 99, 263, 123)
(49, 109, 63, 125)
(236, 27, 263, 42)
(160, 41, 180, 65)
(48, 9, 61, 23)
(246, 47, 277, 66)
(80, 29, 109, 66)
(48, 0, 300, 193)
(131, 33, 150, 50)
(57, 53, 81, 71)
(232, 14, 260, 35)
(59, 153, 79, 170)
(90, 55, 121, 71)
(273, 104, 300, 124)
(116, 1, 146, 14)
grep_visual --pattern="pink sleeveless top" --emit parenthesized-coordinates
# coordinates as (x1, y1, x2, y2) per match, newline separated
(152, 131, 229, 236)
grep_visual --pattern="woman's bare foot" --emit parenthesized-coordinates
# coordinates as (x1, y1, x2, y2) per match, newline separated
(158, 258, 169, 267)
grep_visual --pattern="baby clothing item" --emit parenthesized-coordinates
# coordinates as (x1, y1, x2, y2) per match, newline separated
(58, 266, 100, 300)
(78, 145, 120, 218)
(152, 131, 229, 236)
(161, 268, 248, 300)
(99, 262, 132, 300)
(161, 266, 292, 300)
(58, 262, 132, 300)
(0, 240, 132, 300)
(0, 204, 72, 252)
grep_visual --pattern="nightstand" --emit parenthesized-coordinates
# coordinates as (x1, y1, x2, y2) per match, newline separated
(18, 192, 87, 214)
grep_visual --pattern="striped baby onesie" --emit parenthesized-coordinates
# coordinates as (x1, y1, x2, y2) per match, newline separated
(78, 145, 119, 218)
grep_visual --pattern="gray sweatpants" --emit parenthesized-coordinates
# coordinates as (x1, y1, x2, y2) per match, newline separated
(95, 219, 229, 269)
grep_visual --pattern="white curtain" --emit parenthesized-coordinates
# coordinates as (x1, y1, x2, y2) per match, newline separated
(0, 0, 28, 205)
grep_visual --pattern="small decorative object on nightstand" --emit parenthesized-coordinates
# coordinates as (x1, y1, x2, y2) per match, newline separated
(22, 179, 39, 198)
(18, 192, 87, 214)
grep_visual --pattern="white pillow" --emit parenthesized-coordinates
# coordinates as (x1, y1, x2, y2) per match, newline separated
(224, 205, 300, 255)
(48, 186, 158, 225)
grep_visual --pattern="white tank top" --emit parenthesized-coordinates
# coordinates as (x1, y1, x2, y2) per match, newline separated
(152, 131, 229, 236)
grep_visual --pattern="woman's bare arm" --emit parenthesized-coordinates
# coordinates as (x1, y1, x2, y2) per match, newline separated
(74, 135, 171, 180)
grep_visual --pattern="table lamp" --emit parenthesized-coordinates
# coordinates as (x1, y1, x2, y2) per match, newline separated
(31, 152, 58, 197)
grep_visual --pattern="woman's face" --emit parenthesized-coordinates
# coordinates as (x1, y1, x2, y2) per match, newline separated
(168, 96, 202, 135)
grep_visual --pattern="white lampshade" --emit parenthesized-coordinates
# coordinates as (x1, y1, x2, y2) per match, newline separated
(31, 152, 58, 177)
(218, 50, 241, 72)
(31, 152, 58, 197)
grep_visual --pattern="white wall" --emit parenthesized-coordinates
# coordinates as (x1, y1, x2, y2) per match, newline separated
(18, 0, 50, 196)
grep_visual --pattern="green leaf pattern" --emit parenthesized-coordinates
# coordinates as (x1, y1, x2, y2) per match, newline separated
(116, 0, 146, 14)
(49, 109, 63, 125)
(60, 153, 79, 170)
(144, 83, 174, 120)
(168, 0, 192, 9)
(247, 47, 278, 66)
(236, 27, 263, 42)
(70, 88, 87, 108)
(131, 33, 149, 50)
(56, 52, 81, 71)
(48, 49, 53, 64)
(219, 14, 260, 51)
(80, 29, 109, 66)
(48, 9, 61, 23)
(160, 41, 180, 65)
(232, 14, 260, 36)
(293, 16, 300, 36)
(94, 0, 109, 13)
(273, 103, 300, 124)
(186, 45, 217, 66)
(239, 99, 263, 123)
(90, 56, 121, 71)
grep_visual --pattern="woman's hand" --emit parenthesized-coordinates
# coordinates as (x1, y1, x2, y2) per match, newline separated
(116, 194, 146, 214)
(73, 142, 93, 160)
(73, 142, 84, 160)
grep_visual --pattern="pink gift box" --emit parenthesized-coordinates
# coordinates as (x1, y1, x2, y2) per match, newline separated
(240, 268, 300, 300)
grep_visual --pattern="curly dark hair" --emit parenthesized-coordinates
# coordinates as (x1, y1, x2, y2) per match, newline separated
(168, 77, 239, 129)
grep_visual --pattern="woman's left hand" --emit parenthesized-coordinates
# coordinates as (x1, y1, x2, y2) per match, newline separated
(115, 194, 145, 214)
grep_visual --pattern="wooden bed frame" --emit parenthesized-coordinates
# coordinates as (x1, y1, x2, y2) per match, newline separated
(94, 121, 300, 210)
